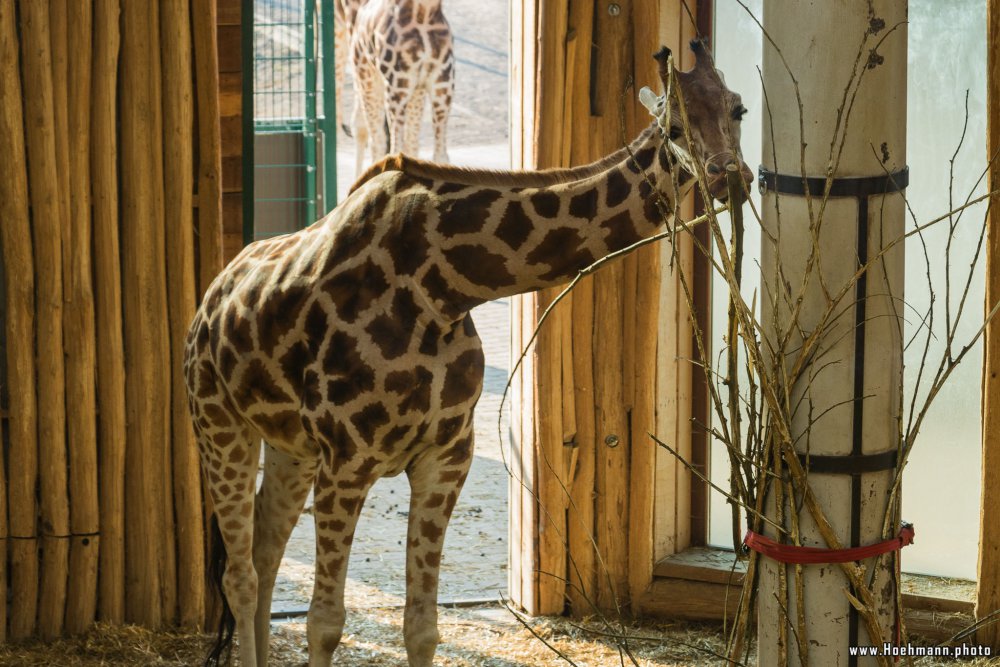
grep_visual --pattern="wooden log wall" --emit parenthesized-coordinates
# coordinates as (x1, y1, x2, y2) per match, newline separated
(0, 0, 236, 639)
(509, 0, 699, 616)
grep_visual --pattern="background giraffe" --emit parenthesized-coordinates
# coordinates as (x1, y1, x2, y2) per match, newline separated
(332, 0, 365, 136)
(186, 42, 751, 667)
(350, 0, 455, 176)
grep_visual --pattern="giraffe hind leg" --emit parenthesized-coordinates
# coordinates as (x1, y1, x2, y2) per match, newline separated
(199, 422, 261, 667)
(252, 443, 318, 666)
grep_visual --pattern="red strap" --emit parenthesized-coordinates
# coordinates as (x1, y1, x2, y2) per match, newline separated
(744, 524, 914, 565)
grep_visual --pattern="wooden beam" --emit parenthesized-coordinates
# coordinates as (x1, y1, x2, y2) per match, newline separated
(120, 0, 169, 627)
(92, 0, 127, 625)
(19, 0, 71, 639)
(0, 0, 37, 641)
(64, 0, 101, 634)
(161, 0, 205, 630)
(193, 0, 225, 293)
(979, 0, 1000, 650)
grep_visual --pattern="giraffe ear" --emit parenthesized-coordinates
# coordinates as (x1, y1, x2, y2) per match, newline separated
(638, 86, 661, 115)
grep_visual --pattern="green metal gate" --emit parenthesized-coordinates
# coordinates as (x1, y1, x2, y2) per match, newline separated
(248, 0, 339, 244)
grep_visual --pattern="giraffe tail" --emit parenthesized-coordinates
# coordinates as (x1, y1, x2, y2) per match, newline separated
(204, 514, 236, 667)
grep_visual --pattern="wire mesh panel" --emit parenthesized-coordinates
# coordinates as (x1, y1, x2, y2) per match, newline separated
(251, 0, 336, 242)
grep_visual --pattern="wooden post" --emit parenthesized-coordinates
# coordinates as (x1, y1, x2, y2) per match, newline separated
(978, 0, 1000, 650)
(19, 0, 71, 639)
(0, 0, 37, 640)
(91, 0, 127, 625)
(120, 0, 169, 628)
(63, 0, 101, 634)
(510, 0, 680, 616)
(161, 0, 206, 630)
(148, 2, 179, 624)
(533, 0, 570, 615)
(758, 1, 907, 663)
(194, 0, 225, 294)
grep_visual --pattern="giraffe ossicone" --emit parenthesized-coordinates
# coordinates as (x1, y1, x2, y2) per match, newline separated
(185, 39, 752, 667)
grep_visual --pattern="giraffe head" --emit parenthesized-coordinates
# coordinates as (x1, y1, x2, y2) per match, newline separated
(642, 40, 754, 201)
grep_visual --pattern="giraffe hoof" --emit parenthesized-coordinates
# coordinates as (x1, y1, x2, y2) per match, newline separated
(341, 123, 353, 138)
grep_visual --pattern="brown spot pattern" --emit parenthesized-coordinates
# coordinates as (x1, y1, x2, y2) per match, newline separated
(323, 331, 376, 405)
(380, 194, 430, 276)
(322, 258, 389, 323)
(365, 288, 421, 359)
(496, 201, 534, 250)
(569, 188, 599, 220)
(442, 244, 515, 288)
(441, 349, 484, 408)
(600, 211, 642, 251)
(605, 169, 632, 208)
(530, 190, 561, 218)
(438, 189, 502, 237)
(349, 402, 391, 443)
(385, 365, 434, 414)
(231, 359, 293, 411)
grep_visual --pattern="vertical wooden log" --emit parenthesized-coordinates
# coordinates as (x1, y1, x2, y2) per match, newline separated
(63, 0, 101, 634)
(0, 408, 6, 643)
(161, 0, 206, 630)
(533, 0, 570, 616)
(193, 0, 225, 293)
(624, 0, 664, 589)
(508, 0, 540, 615)
(147, 2, 179, 624)
(589, 0, 634, 613)
(19, 0, 71, 639)
(0, 0, 36, 640)
(978, 0, 1000, 650)
(568, 277, 597, 616)
(626, 0, 664, 596)
(91, 0, 126, 625)
(120, 0, 168, 628)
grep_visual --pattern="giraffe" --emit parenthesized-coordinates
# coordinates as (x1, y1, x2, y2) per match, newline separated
(332, 0, 365, 136)
(185, 41, 752, 667)
(350, 0, 455, 177)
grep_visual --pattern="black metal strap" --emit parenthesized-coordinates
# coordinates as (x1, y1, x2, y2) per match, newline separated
(797, 449, 898, 475)
(758, 166, 909, 198)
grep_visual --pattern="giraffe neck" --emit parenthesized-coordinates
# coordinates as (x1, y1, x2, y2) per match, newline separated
(415, 126, 694, 319)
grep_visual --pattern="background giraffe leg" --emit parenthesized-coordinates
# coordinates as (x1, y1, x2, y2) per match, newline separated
(198, 423, 262, 667)
(429, 74, 453, 164)
(358, 71, 388, 170)
(252, 443, 318, 665)
(352, 94, 369, 179)
(385, 75, 412, 156)
(402, 87, 426, 158)
(403, 428, 475, 667)
(307, 452, 375, 666)
(333, 19, 352, 136)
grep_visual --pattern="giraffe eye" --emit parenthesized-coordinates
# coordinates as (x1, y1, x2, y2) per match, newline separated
(732, 105, 748, 121)
(669, 126, 682, 140)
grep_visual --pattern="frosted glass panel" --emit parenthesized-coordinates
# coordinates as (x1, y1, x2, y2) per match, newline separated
(709, 0, 987, 579)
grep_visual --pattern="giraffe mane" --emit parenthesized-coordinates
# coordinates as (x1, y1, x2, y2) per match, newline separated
(348, 125, 658, 193)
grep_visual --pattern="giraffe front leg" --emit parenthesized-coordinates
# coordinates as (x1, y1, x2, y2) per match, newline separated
(252, 443, 318, 665)
(307, 452, 375, 666)
(403, 428, 474, 666)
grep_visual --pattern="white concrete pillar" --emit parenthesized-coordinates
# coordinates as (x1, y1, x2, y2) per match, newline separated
(758, 1, 907, 665)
